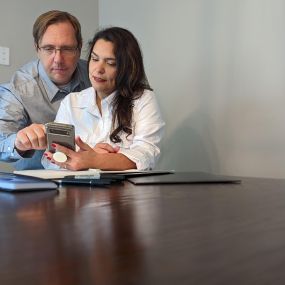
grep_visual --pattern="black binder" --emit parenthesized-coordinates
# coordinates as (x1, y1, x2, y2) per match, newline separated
(127, 172, 241, 185)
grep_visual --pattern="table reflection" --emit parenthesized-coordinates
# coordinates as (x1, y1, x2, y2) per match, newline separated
(0, 186, 148, 284)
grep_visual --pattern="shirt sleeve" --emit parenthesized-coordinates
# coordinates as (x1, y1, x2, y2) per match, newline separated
(0, 84, 30, 161)
(119, 91, 165, 170)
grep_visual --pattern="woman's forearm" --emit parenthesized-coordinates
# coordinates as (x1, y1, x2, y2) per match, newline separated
(89, 152, 136, 170)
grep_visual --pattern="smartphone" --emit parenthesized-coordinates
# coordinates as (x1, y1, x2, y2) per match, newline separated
(45, 122, 75, 153)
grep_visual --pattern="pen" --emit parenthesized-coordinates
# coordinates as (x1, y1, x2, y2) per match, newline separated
(55, 178, 112, 185)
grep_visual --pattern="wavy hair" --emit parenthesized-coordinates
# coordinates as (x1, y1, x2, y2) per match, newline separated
(87, 27, 152, 143)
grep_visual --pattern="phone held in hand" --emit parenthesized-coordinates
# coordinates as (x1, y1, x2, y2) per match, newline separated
(45, 122, 75, 153)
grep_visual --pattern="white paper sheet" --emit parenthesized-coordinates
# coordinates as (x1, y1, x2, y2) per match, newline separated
(14, 169, 100, 179)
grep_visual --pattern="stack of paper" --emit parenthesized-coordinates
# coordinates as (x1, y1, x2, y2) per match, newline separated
(14, 169, 100, 179)
(14, 169, 173, 180)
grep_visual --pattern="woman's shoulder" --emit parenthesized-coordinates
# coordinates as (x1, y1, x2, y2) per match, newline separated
(134, 89, 157, 105)
(141, 88, 155, 97)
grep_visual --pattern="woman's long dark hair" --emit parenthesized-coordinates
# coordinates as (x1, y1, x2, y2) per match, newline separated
(87, 27, 152, 143)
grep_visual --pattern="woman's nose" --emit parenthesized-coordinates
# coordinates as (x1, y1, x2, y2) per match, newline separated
(96, 62, 105, 73)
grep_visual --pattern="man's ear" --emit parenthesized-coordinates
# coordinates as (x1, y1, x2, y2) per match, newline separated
(34, 43, 40, 57)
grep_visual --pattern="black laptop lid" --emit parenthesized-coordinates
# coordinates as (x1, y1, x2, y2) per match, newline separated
(127, 172, 241, 185)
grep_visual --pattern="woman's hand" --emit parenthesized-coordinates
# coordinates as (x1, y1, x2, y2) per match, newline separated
(44, 136, 120, 170)
(44, 136, 94, 170)
(93, 142, 120, 154)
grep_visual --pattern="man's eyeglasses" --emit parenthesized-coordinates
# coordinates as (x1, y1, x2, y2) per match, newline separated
(38, 46, 79, 57)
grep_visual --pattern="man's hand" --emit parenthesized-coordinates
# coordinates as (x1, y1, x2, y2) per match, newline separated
(15, 123, 47, 152)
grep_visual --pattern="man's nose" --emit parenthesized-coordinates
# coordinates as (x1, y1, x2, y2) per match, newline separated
(53, 49, 64, 62)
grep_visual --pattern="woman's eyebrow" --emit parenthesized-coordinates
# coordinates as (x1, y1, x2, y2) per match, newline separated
(92, 51, 115, 61)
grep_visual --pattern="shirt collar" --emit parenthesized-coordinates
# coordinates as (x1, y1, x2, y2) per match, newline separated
(75, 88, 117, 107)
(71, 88, 117, 118)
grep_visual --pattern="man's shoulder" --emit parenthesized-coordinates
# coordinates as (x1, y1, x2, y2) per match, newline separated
(73, 59, 90, 88)
(13, 59, 39, 81)
(78, 58, 88, 65)
(77, 59, 88, 71)
(0, 59, 40, 99)
(9, 59, 40, 92)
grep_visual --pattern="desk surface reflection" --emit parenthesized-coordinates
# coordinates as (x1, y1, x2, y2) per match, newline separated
(1, 177, 285, 285)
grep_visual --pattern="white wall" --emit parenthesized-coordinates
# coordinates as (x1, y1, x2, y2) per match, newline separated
(0, 0, 99, 82)
(99, 0, 285, 178)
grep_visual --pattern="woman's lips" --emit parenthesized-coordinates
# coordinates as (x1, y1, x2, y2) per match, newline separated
(93, 76, 106, 83)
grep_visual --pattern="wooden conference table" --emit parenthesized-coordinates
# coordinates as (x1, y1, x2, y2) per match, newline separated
(1, 176, 285, 285)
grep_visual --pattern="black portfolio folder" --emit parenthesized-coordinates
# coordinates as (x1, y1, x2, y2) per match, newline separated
(127, 172, 241, 185)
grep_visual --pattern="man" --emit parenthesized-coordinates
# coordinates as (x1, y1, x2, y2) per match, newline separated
(0, 10, 90, 170)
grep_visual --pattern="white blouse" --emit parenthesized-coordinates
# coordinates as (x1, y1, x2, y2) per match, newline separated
(42, 87, 165, 170)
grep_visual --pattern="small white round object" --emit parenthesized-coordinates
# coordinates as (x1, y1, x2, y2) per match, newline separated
(53, 151, 67, 163)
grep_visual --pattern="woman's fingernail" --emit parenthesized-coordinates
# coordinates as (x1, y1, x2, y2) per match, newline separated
(52, 143, 56, 147)
(47, 157, 51, 160)
(44, 152, 48, 156)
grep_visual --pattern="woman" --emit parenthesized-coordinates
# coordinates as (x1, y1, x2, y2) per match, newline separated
(43, 27, 164, 170)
